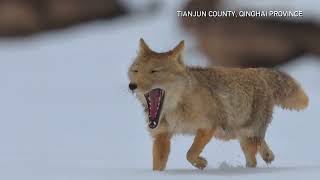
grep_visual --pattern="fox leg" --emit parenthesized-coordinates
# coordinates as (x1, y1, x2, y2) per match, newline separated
(240, 137, 260, 168)
(259, 139, 275, 164)
(187, 129, 215, 170)
(152, 132, 171, 171)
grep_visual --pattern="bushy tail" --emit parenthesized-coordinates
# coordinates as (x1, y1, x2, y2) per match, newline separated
(261, 69, 309, 110)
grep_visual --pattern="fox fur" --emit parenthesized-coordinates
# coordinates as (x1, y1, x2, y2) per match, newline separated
(128, 39, 308, 171)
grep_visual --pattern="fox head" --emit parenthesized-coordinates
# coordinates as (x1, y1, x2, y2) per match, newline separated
(128, 38, 189, 129)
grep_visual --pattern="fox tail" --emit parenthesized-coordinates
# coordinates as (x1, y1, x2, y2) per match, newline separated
(262, 69, 308, 111)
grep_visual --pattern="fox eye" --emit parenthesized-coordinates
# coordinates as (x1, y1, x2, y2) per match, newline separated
(131, 70, 138, 73)
(151, 68, 164, 73)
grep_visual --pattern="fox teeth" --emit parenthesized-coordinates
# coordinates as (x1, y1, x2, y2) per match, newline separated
(148, 121, 156, 126)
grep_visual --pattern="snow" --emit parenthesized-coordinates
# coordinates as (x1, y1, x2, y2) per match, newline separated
(0, 0, 319, 179)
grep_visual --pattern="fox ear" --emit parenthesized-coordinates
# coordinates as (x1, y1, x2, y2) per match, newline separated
(139, 38, 152, 55)
(171, 40, 184, 57)
(173, 40, 185, 54)
(171, 40, 185, 64)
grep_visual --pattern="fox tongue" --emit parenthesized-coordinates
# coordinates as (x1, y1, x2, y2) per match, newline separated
(149, 89, 161, 119)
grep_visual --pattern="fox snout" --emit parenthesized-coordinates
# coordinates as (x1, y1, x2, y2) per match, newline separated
(129, 82, 138, 91)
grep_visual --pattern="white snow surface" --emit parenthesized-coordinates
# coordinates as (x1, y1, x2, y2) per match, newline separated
(0, 1, 319, 179)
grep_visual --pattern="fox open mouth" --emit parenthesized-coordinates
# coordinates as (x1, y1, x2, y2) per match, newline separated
(144, 88, 165, 129)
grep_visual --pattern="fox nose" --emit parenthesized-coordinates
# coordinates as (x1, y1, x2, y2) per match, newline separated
(129, 83, 137, 91)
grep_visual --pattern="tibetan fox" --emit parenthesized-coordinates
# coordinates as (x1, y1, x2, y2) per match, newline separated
(128, 39, 308, 171)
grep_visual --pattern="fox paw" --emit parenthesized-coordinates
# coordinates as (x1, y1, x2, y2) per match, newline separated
(153, 167, 165, 171)
(189, 156, 208, 170)
(246, 161, 257, 168)
(261, 151, 275, 164)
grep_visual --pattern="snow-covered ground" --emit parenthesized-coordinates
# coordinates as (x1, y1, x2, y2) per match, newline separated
(0, 1, 319, 179)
